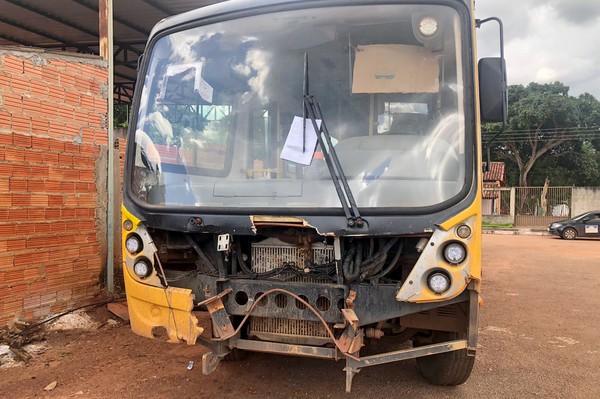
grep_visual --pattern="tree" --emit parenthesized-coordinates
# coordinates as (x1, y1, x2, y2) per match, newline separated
(487, 82, 600, 187)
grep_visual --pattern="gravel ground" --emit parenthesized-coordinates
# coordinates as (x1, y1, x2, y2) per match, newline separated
(0, 234, 598, 398)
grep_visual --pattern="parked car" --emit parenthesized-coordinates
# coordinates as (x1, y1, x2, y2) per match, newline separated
(548, 211, 600, 239)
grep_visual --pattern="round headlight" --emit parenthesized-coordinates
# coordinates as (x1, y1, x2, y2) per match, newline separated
(418, 17, 438, 37)
(456, 224, 472, 239)
(443, 242, 467, 264)
(428, 272, 450, 294)
(125, 235, 142, 254)
(133, 260, 152, 279)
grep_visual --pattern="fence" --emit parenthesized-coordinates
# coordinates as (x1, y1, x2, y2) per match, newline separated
(483, 186, 576, 227)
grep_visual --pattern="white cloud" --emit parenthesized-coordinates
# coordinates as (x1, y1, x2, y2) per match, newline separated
(476, 0, 600, 99)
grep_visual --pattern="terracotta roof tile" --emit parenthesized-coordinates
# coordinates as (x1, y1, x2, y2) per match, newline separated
(482, 162, 505, 183)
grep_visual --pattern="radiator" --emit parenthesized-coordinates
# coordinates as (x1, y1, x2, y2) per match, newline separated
(249, 237, 334, 342)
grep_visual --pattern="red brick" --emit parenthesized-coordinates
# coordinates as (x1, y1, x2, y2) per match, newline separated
(28, 208, 46, 220)
(63, 142, 80, 154)
(31, 136, 49, 150)
(40, 101, 58, 119)
(0, 111, 11, 131)
(22, 98, 42, 117)
(31, 118, 49, 134)
(58, 154, 73, 166)
(4, 147, 25, 162)
(42, 67, 60, 85)
(29, 165, 48, 179)
(11, 74, 30, 95)
(43, 152, 59, 165)
(2, 93, 23, 113)
(30, 194, 48, 206)
(0, 193, 12, 206)
(47, 196, 64, 207)
(64, 90, 80, 106)
(0, 177, 8, 191)
(8, 208, 27, 222)
(0, 73, 10, 89)
(24, 62, 43, 80)
(13, 133, 32, 148)
(11, 165, 30, 178)
(79, 170, 94, 182)
(9, 178, 27, 191)
(45, 208, 62, 218)
(94, 98, 108, 113)
(6, 238, 26, 251)
(0, 134, 11, 145)
(59, 71, 76, 88)
(5, 269, 24, 284)
(25, 151, 44, 164)
(30, 82, 49, 99)
(47, 84, 64, 102)
(29, 280, 48, 294)
(12, 193, 30, 206)
(11, 113, 31, 133)
(4, 56, 24, 74)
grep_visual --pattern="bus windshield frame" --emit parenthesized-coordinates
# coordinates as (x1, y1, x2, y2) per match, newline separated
(125, 2, 475, 216)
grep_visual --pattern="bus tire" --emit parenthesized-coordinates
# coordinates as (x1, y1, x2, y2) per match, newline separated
(415, 331, 475, 386)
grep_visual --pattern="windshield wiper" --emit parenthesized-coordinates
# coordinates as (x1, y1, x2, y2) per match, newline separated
(303, 95, 364, 228)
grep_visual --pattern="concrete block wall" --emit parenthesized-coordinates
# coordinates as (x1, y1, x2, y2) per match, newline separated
(0, 49, 108, 327)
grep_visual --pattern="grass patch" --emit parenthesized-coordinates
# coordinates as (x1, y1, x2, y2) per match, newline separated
(482, 223, 514, 229)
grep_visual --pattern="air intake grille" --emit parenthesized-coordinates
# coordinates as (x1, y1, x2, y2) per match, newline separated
(251, 237, 334, 279)
(250, 238, 334, 340)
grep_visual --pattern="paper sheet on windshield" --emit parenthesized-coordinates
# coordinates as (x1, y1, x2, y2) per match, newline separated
(280, 116, 321, 165)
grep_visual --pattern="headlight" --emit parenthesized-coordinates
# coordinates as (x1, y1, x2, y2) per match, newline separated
(427, 272, 450, 294)
(443, 242, 467, 264)
(550, 223, 560, 229)
(133, 259, 152, 279)
(125, 235, 142, 254)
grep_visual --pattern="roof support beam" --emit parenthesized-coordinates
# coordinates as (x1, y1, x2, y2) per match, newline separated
(0, 32, 38, 48)
(0, 15, 93, 53)
(141, 0, 174, 15)
(4, 0, 98, 39)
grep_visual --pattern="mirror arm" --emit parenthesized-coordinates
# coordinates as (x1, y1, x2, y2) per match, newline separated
(484, 122, 505, 172)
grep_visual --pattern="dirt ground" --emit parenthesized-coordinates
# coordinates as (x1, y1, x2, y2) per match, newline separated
(1, 234, 599, 399)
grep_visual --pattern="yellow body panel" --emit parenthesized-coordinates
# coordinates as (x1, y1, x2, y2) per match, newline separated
(123, 264, 204, 345)
(122, 205, 204, 345)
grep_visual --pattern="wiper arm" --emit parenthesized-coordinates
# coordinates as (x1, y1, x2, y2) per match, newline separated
(303, 95, 364, 228)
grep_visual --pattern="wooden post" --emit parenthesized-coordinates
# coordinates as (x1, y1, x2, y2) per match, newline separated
(99, 0, 115, 293)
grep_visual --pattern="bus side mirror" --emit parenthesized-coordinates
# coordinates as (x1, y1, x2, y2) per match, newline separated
(479, 57, 507, 123)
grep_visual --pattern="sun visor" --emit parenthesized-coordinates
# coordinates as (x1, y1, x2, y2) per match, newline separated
(352, 45, 439, 94)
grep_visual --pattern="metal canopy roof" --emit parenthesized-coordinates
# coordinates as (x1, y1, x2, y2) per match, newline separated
(0, 0, 223, 102)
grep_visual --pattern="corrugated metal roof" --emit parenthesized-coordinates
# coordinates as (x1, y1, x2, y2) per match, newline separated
(0, 0, 223, 101)
(482, 161, 505, 183)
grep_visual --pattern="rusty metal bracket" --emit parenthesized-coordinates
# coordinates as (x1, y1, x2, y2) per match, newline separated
(467, 289, 479, 356)
(199, 288, 234, 338)
(201, 352, 221, 375)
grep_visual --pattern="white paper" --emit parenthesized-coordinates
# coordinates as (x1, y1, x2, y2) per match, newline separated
(280, 116, 321, 165)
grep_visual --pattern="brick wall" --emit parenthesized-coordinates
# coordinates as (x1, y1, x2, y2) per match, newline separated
(0, 49, 109, 327)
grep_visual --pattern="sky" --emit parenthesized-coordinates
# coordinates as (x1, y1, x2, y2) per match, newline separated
(474, 0, 600, 100)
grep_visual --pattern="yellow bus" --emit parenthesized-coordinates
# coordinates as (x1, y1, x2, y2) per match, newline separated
(121, 0, 506, 391)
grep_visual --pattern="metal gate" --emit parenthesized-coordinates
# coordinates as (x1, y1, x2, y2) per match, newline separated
(514, 186, 572, 227)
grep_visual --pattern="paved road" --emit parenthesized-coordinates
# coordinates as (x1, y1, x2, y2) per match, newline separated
(1, 234, 599, 398)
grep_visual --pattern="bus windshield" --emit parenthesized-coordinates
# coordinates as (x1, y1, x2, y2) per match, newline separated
(131, 4, 469, 209)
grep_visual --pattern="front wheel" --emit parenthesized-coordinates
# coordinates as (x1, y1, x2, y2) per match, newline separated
(561, 227, 577, 240)
(415, 331, 475, 386)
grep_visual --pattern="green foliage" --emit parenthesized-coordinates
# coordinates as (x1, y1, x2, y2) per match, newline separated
(114, 103, 130, 129)
(486, 82, 600, 187)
